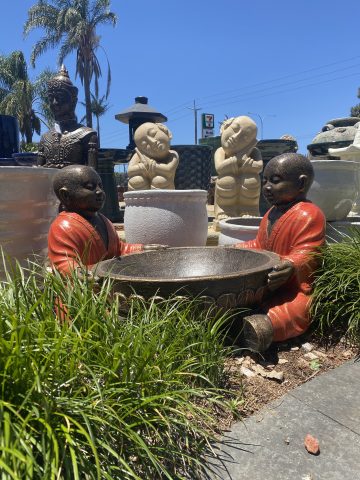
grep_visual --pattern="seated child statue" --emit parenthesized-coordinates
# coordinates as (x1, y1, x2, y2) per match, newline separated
(127, 122, 179, 190)
(235, 153, 326, 352)
(214, 116, 263, 224)
(48, 165, 163, 276)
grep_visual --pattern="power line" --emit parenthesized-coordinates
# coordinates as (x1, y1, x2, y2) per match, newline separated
(197, 55, 360, 102)
(199, 63, 360, 110)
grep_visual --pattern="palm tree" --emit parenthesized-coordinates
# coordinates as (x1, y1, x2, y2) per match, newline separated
(24, 0, 117, 129)
(80, 92, 110, 145)
(0, 51, 52, 144)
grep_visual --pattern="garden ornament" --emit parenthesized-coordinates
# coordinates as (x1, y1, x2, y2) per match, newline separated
(235, 153, 326, 351)
(128, 122, 179, 190)
(48, 165, 165, 276)
(37, 65, 98, 169)
(214, 116, 263, 226)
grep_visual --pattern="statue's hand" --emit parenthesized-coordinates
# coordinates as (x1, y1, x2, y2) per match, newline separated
(148, 159, 158, 175)
(267, 260, 294, 291)
(143, 244, 169, 251)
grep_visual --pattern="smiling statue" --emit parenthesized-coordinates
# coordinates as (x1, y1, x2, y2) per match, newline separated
(127, 122, 179, 190)
(214, 116, 263, 226)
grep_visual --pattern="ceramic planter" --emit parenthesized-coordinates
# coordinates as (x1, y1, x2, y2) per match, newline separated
(0, 167, 58, 276)
(307, 160, 358, 221)
(124, 189, 208, 247)
(172, 145, 213, 191)
(218, 217, 262, 245)
(0, 115, 19, 158)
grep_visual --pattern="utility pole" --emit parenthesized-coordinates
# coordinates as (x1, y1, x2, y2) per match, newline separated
(187, 100, 202, 144)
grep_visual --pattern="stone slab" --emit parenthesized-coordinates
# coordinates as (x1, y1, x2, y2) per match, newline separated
(210, 360, 360, 480)
(290, 360, 360, 435)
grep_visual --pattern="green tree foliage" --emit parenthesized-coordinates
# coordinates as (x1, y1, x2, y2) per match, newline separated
(81, 91, 110, 145)
(350, 103, 360, 118)
(24, 0, 117, 129)
(0, 51, 52, 144)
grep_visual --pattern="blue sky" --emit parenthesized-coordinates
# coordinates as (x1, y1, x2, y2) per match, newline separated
(1, 0, 360, 154)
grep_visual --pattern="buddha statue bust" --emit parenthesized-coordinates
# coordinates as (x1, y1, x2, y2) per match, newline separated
(37, 65, 98, 170)
(214, 116, 263, 224)
(127, 122, 179, 190)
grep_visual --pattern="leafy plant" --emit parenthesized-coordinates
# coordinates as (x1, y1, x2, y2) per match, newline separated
(311, 228, 360, 347)
(24, 0, 117, 128)
(0, 258, 237, 479)
(0, 51, 53, 143)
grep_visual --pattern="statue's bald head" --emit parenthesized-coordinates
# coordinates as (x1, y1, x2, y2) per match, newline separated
(265, 153, 314, 194)
(53, 165, 100, 199)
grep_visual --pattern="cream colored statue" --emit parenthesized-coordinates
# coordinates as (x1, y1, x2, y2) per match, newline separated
(329, 123, 360, 215)
(128, 122, 179, 190)
(214, 116, 263, 224)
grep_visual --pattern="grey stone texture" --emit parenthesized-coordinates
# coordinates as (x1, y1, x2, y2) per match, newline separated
(211, 360, 360, 480)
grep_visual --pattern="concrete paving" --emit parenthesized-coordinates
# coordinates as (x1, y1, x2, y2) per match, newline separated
(210, 359, 360, 480)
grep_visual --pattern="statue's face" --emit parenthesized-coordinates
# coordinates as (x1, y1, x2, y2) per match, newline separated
(221, 117, 256, 155)
(61, 167, 105, 216)
(48, 88, 75, 120)
(137, 125, 170, 159)
(262, 159, 305, 207)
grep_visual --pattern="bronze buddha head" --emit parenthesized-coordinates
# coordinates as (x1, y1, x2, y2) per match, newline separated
(47, 65, 78, 120)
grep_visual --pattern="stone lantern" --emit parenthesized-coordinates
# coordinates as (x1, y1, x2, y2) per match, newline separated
(115, 96, 167, 150)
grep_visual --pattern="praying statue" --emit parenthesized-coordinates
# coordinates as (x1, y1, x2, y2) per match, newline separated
(127, 122, 179, 190)
(214, 116, 263, 225)
(37, 65, 98, 170)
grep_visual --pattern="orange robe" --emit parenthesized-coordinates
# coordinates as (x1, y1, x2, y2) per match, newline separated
(48, 211, 143, 275)
(236, 201, 326, 341)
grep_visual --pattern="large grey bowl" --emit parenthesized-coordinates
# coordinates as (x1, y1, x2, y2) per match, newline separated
(95, 247, 279, 309)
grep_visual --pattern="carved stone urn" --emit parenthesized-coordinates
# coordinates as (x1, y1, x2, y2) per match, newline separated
(307, 117, 360, 159)
(124, 189, 208, 247)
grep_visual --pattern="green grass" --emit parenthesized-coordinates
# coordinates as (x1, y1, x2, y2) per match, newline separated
(311, 229, 360, 347)
(0, 258, 238, 479)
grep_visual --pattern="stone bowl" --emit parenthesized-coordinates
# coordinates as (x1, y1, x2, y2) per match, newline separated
(95, 247, 279, 309)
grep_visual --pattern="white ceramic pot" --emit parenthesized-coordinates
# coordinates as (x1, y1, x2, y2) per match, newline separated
(218, 217, 262, 245)
(124, 189, 208, 247)
(0, 167, 58, 274)
(307, 160, 358, 221)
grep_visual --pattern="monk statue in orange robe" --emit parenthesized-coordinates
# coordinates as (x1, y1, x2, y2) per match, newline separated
(234, 153, 326, 352)
(48, 165, 164, 276)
